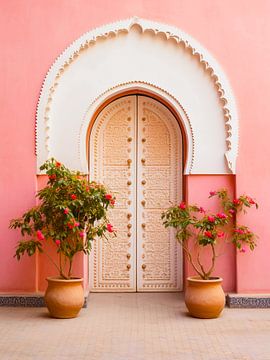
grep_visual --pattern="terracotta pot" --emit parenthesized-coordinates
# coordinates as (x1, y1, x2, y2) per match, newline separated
(184, 276, 225, 319)
(44, 277, 84, 319)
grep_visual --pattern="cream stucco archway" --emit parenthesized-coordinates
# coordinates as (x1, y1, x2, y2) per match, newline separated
(36, 17, 238, 174)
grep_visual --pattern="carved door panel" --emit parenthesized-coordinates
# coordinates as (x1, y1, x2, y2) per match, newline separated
(90, 95, 182, 292)
(90, 96, 137, 291)
(136, 96, 182, 291)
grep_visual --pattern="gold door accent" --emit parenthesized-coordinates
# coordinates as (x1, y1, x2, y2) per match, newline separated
(90, 95, 182, 292)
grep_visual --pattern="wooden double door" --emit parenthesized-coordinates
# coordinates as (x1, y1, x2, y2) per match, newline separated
(90, 95, 183, 292)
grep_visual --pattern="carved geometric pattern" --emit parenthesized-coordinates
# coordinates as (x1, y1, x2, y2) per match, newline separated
(90, 95, 182, 292)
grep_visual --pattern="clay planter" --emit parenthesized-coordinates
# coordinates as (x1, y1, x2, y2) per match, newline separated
(44, 277, 84, 319)
(184, 276, 225, 319)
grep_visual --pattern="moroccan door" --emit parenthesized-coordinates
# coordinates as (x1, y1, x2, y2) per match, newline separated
(89, 95, 183, 292)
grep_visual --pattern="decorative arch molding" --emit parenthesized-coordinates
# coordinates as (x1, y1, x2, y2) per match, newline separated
(36, 17, 238, 174)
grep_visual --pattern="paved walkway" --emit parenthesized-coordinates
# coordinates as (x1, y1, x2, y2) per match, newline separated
(0, 293, 269, 360)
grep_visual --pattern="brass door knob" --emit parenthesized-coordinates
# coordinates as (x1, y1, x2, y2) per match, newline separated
(126, 253, 131, 259)
(142, 264, 146, 270)
(127, 264, 131, 270)
(127, 159, 132, 165)
(141, 158, 146, 164)
(127, 232, 132, 237)
(127, 224, 132, 229)
(141, 223, 146, 228)
(127, 213, 132, 219)
(141, 180, 146, 185)
(142, 138, 146, 143)
(141, 200, 146, 206)
(127, 137, 132, 142)
(127, 180, 132, 186)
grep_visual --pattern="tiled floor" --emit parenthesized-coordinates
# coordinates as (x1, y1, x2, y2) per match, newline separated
(0, 293, 270, 360)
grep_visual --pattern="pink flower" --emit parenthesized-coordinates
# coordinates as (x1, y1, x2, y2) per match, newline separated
(204, 231, 213, 238)
(110, 199, 115, 206)
(71, 194, 77, 200)
(208, 216, 215, 223)
(106, 224, 114, 233)
(217, 231, 225, 238)
(240, 246, 247, 253)
(74, 222, 80, 227)
(233, 199, 240, 205)
(105, 194, 112, 200)
(199, 207, 205, 213)
(229, 209, 235, 215)
(217, 213, 227, 219)
(55, 240, 61, 246)
(178, 202, 186, 210)
(79, 231, 85, 238)
(64, 208, 69, 214)
(37, 230, 45, 241)
(209, 191, 217, 196)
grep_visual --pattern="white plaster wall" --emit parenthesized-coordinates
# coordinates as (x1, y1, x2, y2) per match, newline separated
(36, 18, 238, 174)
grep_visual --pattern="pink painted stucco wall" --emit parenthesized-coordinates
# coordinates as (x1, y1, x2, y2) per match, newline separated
(1, 0, 269, 293)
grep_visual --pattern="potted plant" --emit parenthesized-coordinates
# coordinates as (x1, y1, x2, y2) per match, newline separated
(162, 189, 258, 318)
(10, 158, 115, 318)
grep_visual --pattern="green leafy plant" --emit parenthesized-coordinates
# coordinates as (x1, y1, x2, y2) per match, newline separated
(162, 189, 258, 280)
(10, 159, 116, 279)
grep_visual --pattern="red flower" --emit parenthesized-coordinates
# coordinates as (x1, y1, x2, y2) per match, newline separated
(64, 208, 69, 214)
(55, 240, 61, 246)
(56, 162, 61, 168)
(37, 230, 45, 241)
(233, 199, 240, 205)
(71, 194, 77, 200)
(204, 231, 213, 238)
(49, 174, 56, 180)
(105, 194, 112, 200)
(217, 213, 227, 219)
(74, 222, 80, 227)
(106, 223, 114, 233)
(209, 191, 217, 196)
(217, 231, 225, 238)
(247, 196, 255, 205)
(178, 202, 186, 210)
(110, 199, 115, 206)
(208, 216, 215, 223)
(67, 222, 74, 229)
(234, 229, 244, 235)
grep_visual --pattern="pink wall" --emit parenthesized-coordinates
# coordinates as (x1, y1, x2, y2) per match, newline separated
(1, 0, 270, 293)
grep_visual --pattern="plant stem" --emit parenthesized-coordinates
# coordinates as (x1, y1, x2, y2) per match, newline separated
(42, 249, 67, 278)
(181, 242, 204, 279)
(205, 243, 216, 279)
(196, 249, 207, 279)
(68, 258, 73, 278)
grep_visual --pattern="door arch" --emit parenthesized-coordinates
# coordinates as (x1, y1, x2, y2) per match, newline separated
(89, 95, 183, 292)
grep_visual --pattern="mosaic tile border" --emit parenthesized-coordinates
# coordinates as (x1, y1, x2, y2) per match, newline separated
(226, 294, 270, 308)
(0, 294, 89, 308)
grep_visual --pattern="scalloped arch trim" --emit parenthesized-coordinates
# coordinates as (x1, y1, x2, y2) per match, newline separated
(36, 17, 238, 174)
